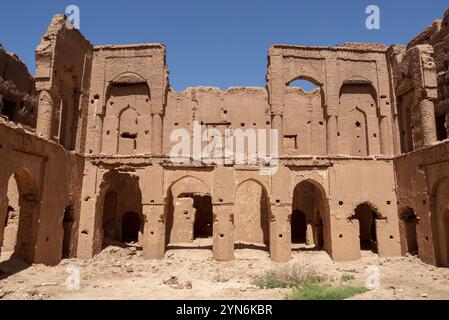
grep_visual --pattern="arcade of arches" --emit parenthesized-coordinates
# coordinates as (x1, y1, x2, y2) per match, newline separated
(3, 9, 449, 269)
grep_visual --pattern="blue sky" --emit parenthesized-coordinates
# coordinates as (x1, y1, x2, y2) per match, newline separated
(0, 1, 447, 91)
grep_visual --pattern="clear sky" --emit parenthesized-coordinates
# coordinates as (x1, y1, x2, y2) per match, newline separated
(0, 1, 447, 91)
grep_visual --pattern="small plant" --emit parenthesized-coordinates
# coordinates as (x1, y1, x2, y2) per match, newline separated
(289, 283, 367, 300)
(253, 264, 325, 289)
(340, 273, 355, 283)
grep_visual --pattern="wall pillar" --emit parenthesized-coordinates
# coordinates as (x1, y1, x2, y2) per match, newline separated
(36, 90, 54, 139)
(379, 115, 390, 154)
(271, 114, 283, 155)
(151, 113, 163, 154)
(94, 114, 104, 154)
(419, 98, 437, 146)
(326, 114, 338, 155)
(269, 205, 291, 263)
(143, 204, 166, 259)
(212, 204, 234, 262)
(306, 222, 314, 245)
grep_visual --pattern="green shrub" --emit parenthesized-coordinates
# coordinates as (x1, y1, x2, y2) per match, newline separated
(340, 273, 355, 283)
(253, 265, 325, 289)
(289, 283, 367, 300)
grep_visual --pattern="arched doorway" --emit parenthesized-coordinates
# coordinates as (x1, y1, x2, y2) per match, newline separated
(431, 178, 449, 267)
(399, 208, 419, 256)
(234, 180, 270, 249)
(0, 168, 40, 262)
(291, 180, 327, 250)
(62, 206, 75, 259)
(166, 177, 213, 249)
(122, 212, 141, 243)
(95, 170, 143, 254)
(352, 203, 380, 253)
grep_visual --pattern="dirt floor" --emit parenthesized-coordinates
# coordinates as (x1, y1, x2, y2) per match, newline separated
(1, 239, 449, 300)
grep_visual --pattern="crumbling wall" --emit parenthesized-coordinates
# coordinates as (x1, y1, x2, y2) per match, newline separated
(407, 9, 449, 142)
(0, 45, 36, 128)
(85, 44, 168, 156)
(35, 14, 93, 152)
(0, 119, 84, 266)
(267, 44, 395, 157)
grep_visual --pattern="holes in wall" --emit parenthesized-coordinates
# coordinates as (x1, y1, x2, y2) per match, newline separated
(355, 121, 361, 128)
(284, 135, 298, 149)
(339, 201, 344, 206)
(339, 234, 343, 238)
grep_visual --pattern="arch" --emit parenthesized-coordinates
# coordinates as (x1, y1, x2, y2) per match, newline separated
(111, 72, 148, 87)
(93, 170, 143, 254)
(286, 76, 323, 88)
(235, 178, 270, 195)
(167, 175, 210, 197)
(1, 168, 40, 262)
(351, 202, 382, 253)
(430, 177, 449, 267)
(291, 179, 330, 252)
(234, 179, 270, 248)
(165, 176, 213, 247)
(399, 207, 419, 256)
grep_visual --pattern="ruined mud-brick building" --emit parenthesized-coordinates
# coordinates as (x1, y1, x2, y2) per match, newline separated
(1, 10, 449, 267)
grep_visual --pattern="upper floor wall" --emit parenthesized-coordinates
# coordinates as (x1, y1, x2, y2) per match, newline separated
(267, 43, 396, 157)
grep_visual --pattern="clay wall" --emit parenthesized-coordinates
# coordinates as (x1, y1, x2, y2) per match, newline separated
(0, 120, 84, 266)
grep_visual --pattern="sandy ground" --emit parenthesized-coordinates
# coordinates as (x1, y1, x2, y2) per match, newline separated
(1, 239, 449, 300)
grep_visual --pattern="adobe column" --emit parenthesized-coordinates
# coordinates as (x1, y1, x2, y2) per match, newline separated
(269, 204, 291, 263)
(152, 112, 163, 154)
(213, 204, 234, 262)
(325, 56, 339, 155)
(269, 53, 285, 155)
(36, 90, 54, 139)
(326, 113, 338, 155)
(419, 98, 437, 146)
(143, 204, 166, 259)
